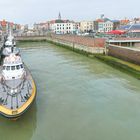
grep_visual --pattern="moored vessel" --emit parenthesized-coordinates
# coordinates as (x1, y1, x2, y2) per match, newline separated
(2, 30, 18, 57)
(0, 52, 36, 119)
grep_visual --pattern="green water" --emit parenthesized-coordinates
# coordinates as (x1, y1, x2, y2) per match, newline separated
(0, 42, 140, 140)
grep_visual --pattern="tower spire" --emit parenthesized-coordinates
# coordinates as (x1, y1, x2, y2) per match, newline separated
(58, 12, 61, 20)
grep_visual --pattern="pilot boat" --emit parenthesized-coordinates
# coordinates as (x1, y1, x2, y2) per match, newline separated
(0, 53, 36, 119)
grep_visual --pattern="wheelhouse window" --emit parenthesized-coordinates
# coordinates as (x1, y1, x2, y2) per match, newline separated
(20, 64, 23, 69)
(11, 66, 15, 70)
(6, 66, 10, 71)
(16, 65, 20, 70)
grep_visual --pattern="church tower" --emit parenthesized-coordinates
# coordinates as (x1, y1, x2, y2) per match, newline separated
(58, 12, 61, 20)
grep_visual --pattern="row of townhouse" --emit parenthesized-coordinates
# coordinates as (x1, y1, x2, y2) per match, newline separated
(73, 19, 120, 33)
(33, 14, 127, 34)
(34, 20, 120, 34)
(0, 20, 21, 32)
(33, 13, 140, 35)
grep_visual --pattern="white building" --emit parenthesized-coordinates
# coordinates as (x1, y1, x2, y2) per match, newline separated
(49, 13, 76, 34)
(98, 20, 113, 33)
(50, 20, 76, 34)
(103, 20, 114, 32)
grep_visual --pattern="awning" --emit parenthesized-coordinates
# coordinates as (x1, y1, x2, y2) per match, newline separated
(107, 30, 125, 35)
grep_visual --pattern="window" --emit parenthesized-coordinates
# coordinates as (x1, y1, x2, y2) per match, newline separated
(16, 65, 20, 70)
(11, 66, 15, 70)
(6, 66, 10, 71)
(20, 64, 23, 69)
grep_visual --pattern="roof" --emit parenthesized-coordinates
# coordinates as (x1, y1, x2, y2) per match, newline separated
(119, 24, 140, 30)
(55, 19, 65, 23)
(111, 20, 120, 23)
(50, 19, 72, 24)
(96, 18, 111, 23)
(96, 19, 104, 22)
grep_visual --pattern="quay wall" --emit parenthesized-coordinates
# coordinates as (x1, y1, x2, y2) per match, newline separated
(46, 37, 105, 54)
(108, 44, 140, 65)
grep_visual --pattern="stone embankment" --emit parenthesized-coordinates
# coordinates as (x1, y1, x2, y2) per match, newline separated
(108, 44, 140, 65)
(46, 35, 106, 54)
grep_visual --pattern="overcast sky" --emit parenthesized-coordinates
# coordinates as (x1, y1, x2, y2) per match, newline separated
(0, 0, 139, 25)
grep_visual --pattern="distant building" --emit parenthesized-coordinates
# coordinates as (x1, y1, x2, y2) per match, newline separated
(80, 21, 93, 32)
(119, 24, 140, 37)
(129, 18, 140, 25)
(0, 19, 21, 33)
(97, 18, 113, 33)
(24, 24, 29, 32)
(120, 19, 130, 26)
(80, 21, 98, 33)
(50, 20, 76, 34)
(75, 22, 80, 33)
(49, 13, 76, 34)
(34, 22, 50, 32)
(112, 20, 120, 30)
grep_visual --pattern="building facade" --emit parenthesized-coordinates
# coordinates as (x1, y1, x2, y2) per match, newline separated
(50, 20, 76, 34)
(80, 21, 94, 32)
(80, 21, 98, 33)
(97, 19, 114, 33)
